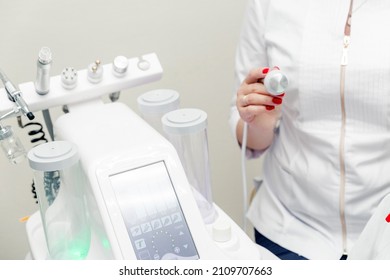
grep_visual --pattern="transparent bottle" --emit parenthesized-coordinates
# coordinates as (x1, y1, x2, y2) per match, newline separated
(162, 108, 217, 224)
(27, 141, 90, 260)
(0, 125, 26, 164)
(137, 89, 180, 136)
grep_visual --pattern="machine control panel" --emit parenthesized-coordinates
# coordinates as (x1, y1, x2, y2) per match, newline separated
(109, 161, 199, 260)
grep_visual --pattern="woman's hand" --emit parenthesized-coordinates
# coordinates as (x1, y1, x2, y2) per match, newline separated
(237, 66, 284, 125)
(235, 66, 285, 150)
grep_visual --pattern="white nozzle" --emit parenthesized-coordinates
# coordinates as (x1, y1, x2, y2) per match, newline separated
(263, 69, 288, 95)
(38, 47, 52, 64)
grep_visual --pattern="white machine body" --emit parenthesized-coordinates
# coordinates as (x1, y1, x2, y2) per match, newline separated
(18, 52, 276, 260)
(26, 102, 275, 260)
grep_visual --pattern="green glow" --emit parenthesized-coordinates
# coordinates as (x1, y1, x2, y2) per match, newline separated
(49, 233, 91, 260)
(65, 240, 90, 260)
(102, 238, 111, 249)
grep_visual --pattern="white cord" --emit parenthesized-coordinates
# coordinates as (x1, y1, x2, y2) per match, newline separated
(241, 121, 249, 232)
(240, 69, 288, 233)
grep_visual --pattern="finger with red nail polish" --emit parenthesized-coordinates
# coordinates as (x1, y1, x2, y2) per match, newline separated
(272, 97, 283, 105)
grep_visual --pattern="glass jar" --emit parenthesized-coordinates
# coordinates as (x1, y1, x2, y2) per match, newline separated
(162, 108, 217, 224)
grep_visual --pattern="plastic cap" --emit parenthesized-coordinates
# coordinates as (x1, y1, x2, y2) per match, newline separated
(162, 108, 207, 135)
(212, 219, 232, 242)
(112, 56, 128, 77)
(26, 112, 35, 120)
(28, 141, 79, 171)
(137, 89, 180, 115)
(38, 47, 52, 64)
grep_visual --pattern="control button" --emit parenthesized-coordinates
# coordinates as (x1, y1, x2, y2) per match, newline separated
(151, 219, 162, 230)
(141, 222, 152, 233)
(134, 238, 146, 250)
(174, 246, 181, 254)
(161, 216, 172, 227)
(130, 225, 142, 237)
(138, 250, 151, 260)
(138, 59, 150, 71)
(112, 55, 128, 77)
(171, 212, 182, 223)
(212, 219, 232, 242)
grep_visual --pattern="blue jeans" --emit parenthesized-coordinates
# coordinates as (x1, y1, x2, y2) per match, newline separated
(254, 229, 308, 260)
(255, 229, 348, 260)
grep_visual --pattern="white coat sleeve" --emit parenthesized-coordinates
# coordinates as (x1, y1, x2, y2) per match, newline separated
(228, 0, 270, 158)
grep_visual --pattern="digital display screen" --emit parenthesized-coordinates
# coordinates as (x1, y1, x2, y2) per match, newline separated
(109, 161, 199, 260)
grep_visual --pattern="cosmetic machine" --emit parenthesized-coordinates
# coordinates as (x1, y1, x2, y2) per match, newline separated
(0, 49, 277, 260)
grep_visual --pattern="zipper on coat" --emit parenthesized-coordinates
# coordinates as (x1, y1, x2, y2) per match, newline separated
(339, 61, 348, 256)
(339, 0, 354, 257)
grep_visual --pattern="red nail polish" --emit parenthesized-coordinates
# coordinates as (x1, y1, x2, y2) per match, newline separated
(265, 105, 275, 111)
(386, 213, 390, 223)
(262, 67, 269, 74)
(277, 93, 285, 97)
(272, 97, 283, 105)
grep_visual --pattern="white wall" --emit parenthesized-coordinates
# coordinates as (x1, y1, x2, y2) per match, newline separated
(0, 0, 261, 259)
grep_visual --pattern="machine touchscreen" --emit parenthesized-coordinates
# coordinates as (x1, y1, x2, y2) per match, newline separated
(109, 161, 199, 260)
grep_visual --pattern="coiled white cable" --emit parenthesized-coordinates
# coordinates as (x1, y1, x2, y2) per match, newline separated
(240, 69, 288, 233)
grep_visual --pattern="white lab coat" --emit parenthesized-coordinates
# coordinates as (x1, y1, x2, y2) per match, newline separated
(349, 193, 390, 259)
(229, 0, 390, 259)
